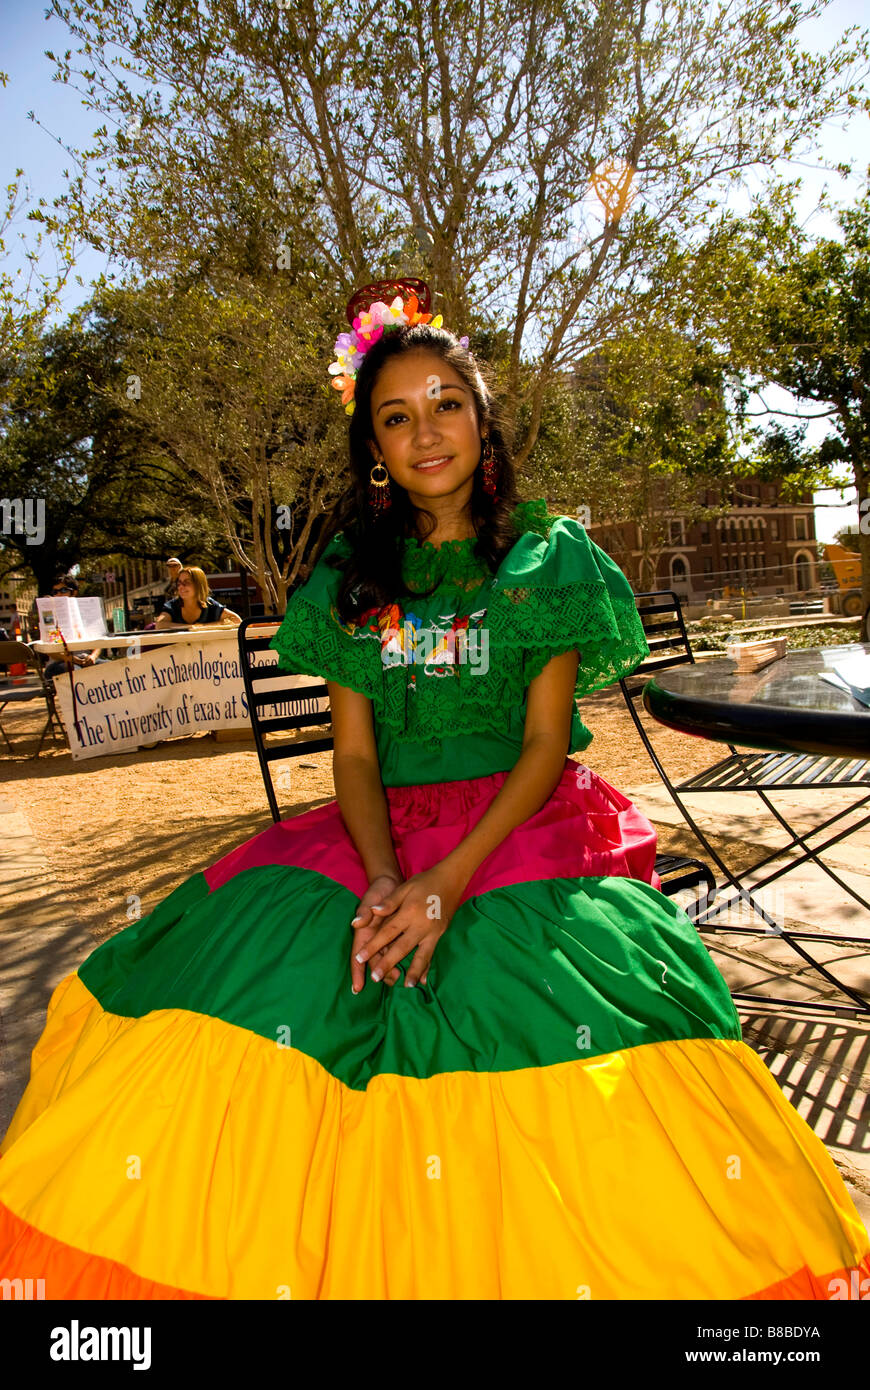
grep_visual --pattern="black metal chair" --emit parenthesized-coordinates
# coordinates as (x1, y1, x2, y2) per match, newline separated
(238, 618, 711, 911)
(619, 591, 869, 1018)
(237, 618, 333, 822)
(0, 641, 66, 757)
(653, 852, 716, 903)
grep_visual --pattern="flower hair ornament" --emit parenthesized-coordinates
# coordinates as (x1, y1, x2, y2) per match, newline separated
(327, 278, 494, 510)
(328, 278, 469, 417)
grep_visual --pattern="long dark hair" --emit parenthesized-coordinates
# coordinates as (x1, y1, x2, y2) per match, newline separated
(308, 297, 521, 624)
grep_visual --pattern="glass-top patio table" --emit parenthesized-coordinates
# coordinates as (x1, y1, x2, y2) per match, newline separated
(640, 643, 870, 1017)
(643, 643, 870, 761)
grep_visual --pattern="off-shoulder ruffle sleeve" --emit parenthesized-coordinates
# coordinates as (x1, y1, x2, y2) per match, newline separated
(268, 533, 384, 702)
(488, 511, 650, 702)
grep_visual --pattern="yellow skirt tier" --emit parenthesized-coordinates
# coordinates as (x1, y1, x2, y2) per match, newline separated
(1, 974, 867, 1300)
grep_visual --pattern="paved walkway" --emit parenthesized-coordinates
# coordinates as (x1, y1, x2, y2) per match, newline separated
(2, 784, 869, 1242)
(0, 795, 93, 1137)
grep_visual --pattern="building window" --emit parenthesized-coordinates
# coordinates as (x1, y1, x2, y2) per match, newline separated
(794, 515, 808, 540)
(795, 551, 813, 591)
(699, 521, 711, 545)
(669, 520, 685, 545)
(771, 553, 781, 571)
(770, 518, 779, 540)
(670, 555, 689, 587)
(703, 556, 713, 574)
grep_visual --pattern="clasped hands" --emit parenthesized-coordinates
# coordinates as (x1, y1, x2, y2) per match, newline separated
(350, 865, 462, 993)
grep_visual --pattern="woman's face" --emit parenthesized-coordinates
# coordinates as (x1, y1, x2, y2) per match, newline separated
(368, 349, 483, 509)
(176, 572, 195, 600)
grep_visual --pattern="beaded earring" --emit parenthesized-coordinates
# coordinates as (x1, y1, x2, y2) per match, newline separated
(480, 437, 497, 496)
(369, 460, 392, 512)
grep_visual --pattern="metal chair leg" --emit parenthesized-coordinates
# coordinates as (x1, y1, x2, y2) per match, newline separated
(0, 717, 14, 754)
(723, 746, 870, 913)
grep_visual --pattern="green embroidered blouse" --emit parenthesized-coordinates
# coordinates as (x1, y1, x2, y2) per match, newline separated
(269, 498, 649, 787)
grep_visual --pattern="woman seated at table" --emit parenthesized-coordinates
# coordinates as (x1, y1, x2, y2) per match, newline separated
(154, 566, 242, 630)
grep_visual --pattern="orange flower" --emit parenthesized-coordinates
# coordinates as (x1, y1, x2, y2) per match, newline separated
(404, 292, 432, 327)
(331, 374, 356, 406)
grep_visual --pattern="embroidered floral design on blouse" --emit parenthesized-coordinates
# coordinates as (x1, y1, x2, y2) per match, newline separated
(329, 599, 401, 642)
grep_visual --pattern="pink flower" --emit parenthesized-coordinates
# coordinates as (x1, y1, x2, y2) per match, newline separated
(352, 311, 384, 348)
(355, 296, 409, 344)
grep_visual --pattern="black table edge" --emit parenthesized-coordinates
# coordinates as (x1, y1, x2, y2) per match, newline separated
(642, 675, 870, 761)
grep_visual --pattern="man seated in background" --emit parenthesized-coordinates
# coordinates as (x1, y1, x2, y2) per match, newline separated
(155, 557, 183, 618)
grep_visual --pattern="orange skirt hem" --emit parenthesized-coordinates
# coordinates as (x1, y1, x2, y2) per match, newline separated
(0, 1200, 212, 1300)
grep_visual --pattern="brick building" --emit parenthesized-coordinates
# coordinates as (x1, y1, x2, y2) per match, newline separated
(0, 573, 36, 633)
(585, 479, 818, 603)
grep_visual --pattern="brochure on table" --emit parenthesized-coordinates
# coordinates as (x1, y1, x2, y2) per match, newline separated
(36, 595, 107, 643)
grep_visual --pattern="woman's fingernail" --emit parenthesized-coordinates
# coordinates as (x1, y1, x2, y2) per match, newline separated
(351, 984, 358, 994)
(371, 968, 382, 982)
(405, 979, 415, 988)
(351, 917, 362, 926)
(355, 952, 366, 963)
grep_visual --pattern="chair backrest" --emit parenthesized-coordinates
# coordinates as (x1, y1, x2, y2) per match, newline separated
(0, 640, 46, 688)
(620, 590, 696, 701)
(237, 617, 334, 823)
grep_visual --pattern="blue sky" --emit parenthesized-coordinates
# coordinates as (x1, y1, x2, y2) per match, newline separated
(2, 0, 868, 543)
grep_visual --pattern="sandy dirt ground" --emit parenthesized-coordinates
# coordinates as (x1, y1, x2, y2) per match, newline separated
(1, 684, 718, 945)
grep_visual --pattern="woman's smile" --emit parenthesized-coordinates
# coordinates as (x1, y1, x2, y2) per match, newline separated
(412, 455, 454, 473)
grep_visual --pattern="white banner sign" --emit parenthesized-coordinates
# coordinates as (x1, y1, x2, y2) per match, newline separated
(51, 636, 329, 760)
